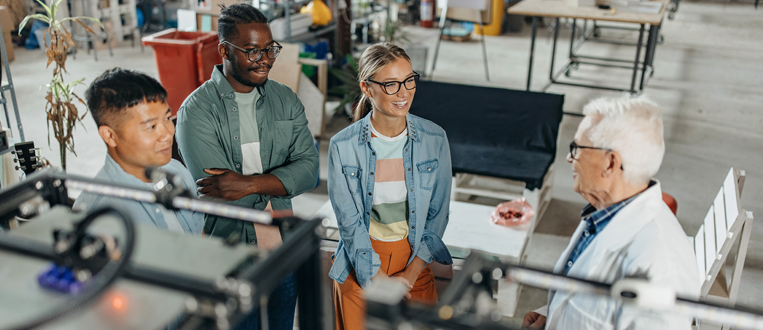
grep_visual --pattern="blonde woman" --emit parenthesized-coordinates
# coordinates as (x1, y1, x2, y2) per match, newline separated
(327, 43, 453, 329)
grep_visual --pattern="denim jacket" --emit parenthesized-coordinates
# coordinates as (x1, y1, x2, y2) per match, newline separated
(328, 113, 453, 289)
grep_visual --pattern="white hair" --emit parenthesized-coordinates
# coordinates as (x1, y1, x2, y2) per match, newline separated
(581, 96, 665, 185)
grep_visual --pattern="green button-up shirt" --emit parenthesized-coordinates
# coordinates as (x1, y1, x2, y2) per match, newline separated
(176, 65, 319, 244)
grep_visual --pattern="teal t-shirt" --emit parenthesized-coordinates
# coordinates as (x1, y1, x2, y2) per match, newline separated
(235, 89, 263, 175)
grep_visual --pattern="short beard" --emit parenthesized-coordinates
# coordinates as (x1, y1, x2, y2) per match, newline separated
(231, 69, 267, 88)
(228, 52, 270, 88)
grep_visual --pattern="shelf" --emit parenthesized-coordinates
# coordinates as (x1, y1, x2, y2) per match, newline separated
(289, 22, 337, 43)
(118, 4, 133, 14)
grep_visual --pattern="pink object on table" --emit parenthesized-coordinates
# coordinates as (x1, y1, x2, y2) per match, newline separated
(490, 198, 535, 227)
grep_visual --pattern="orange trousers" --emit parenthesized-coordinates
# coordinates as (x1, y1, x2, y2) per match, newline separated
(333, 239, 438, 330)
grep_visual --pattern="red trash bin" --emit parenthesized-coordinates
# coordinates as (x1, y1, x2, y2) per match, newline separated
(142, 29, 222, 116)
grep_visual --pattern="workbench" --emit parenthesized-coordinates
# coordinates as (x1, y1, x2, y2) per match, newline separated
(509, 0, 670, 94)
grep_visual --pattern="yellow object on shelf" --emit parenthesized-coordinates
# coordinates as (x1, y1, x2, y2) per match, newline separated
(474, 0, 505, 36)
(300, 0, 333, 26)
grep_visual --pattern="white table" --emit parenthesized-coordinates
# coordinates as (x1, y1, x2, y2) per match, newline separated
(312, 199, 533, 316)
(508, 0, 670, 94)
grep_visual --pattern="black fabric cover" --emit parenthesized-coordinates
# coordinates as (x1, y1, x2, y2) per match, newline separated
(409, 81, 564, 190)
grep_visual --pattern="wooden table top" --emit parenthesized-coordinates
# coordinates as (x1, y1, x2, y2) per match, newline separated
(508, 0, 669, 25)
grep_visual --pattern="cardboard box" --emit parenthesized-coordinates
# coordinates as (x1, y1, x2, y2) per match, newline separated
(0, 6, 15, 62)
(196, 12, 219, 32)
(0, 0, 27, 28)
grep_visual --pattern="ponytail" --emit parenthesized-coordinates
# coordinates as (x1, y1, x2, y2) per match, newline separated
(353, 94, 372, 122)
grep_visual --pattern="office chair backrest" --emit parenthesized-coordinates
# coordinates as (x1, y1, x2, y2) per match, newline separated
(436, 0, 493, 26)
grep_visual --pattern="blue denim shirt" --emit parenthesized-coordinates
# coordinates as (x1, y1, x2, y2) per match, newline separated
(328, 113, 454, 289)
(73, 154, 204, 235)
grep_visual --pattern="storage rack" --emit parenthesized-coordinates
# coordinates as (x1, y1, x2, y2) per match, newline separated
(258, 0, 339, 44)
(0, 24, 24, 150)
(90, 0, 139, 41)
(348, 0, 391, 55)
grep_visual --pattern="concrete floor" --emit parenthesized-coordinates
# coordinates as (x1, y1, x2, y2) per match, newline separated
(3, 0, 763, 326)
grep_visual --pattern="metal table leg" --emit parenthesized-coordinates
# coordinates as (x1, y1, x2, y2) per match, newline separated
(630, 24, 645, 94)
(480, 24, 490, 81)
(526, 16, 538, 91)
(640, 24, 659, 91)
(549, 18, 560, 81)
(430, 26, 445, 77)
(648, 24, 660, 70)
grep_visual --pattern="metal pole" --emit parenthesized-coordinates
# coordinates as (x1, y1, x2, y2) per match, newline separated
(640, 24, 657, 91)
(285, 0, 292, 42)
(569, 18, 576, 58)
(297, 249, 323, 330)
(431, 1, 449, 78)
(526, 16, 537, 91)
(630, 24, 645, 94)
(430, 26, 444, 78)
(549, 18, 559, 81)
(480, 24, 490, 81)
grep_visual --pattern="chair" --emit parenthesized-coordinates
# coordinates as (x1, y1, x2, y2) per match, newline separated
(662, 192, 678, 215)
(690, 168, 754, 330)
(70, 0, 114, 61)
(408, 80, 564, 239)
(431, 0, 492, 81)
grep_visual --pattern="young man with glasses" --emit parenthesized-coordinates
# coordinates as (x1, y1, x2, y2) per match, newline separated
(175, 4, 319, 329)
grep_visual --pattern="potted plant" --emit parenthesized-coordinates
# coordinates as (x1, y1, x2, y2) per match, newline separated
(377, 19, 411, 45)
(377, 18, 428, 76)
(328, 55, 361, 118)
(19, 0, 100, 170)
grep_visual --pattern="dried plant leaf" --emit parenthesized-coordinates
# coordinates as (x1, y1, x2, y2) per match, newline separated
(20, 1, 96, 170)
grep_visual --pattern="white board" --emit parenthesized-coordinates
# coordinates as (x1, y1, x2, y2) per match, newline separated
(297, 73, 325, 139)
(177, 9, 197, 32)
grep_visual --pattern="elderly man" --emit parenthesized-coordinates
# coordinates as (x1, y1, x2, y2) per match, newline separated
(523, 97, 699, 330)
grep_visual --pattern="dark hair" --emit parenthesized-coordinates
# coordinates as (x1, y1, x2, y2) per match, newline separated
(354, 43, 411, 122)
(85, 68, 167, 128)
(218, 4, 268, 42)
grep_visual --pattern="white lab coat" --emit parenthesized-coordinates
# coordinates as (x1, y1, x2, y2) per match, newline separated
(536, 180, 700, 330)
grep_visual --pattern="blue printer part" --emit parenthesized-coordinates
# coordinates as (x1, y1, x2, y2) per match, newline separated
(37, 263, 85, 294)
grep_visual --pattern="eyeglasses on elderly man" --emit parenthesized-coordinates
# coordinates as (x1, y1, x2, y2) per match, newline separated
(568, 141, 623, 170)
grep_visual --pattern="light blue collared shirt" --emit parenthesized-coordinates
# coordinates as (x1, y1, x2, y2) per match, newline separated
(73, 154, 204, 235)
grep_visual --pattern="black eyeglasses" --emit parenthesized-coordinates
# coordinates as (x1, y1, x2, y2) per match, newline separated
(221, 40, 282, 62)
(366, 73, 420, 95)
(569, 141, 624, 170)
(569, 141, 615, 159)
